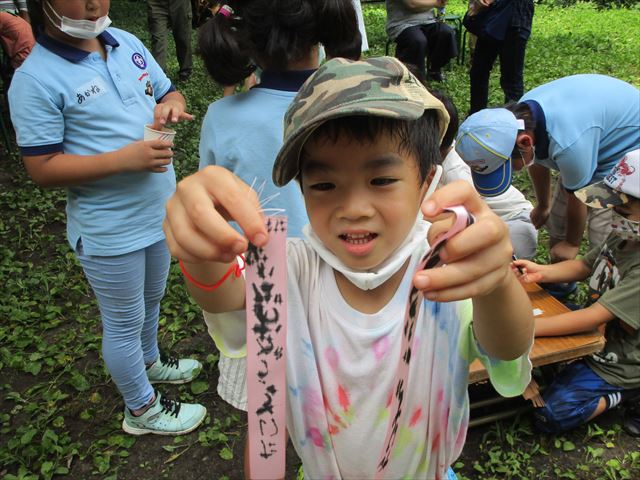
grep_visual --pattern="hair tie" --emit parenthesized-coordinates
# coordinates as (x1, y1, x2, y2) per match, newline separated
(217, 4, 234, 18)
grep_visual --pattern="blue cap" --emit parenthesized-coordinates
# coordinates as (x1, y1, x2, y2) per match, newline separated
(454, 108, 522, 197)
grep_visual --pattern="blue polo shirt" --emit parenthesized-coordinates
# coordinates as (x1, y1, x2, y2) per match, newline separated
(9, 28, 176, 256)
(520, 74, 640, 191)
(199, 69, 314, 238)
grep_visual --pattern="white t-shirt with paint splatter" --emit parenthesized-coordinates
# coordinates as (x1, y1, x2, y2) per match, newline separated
(284, 238, 532, 480)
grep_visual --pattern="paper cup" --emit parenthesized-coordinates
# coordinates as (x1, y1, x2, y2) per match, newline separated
(144, 124, 176, 142)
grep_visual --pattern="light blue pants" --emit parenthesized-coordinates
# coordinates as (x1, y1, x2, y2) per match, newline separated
(77, 240, 170, 410)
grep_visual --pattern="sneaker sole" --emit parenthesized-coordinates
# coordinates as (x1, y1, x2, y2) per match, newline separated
(122, 409, 207, 436)
(147, 365, 202, 385)
(148, 375, 197, 385)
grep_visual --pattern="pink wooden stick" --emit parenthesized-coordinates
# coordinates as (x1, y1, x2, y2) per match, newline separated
(246, 216, 288, 479)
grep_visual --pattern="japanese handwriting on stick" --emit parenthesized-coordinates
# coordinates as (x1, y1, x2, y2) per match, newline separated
(246, 216, 288, 479)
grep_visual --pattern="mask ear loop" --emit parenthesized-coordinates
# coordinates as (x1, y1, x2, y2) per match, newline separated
(424, 164, 443, 201)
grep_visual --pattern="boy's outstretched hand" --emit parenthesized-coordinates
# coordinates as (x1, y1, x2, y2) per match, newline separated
(413, 180, 514, 302)
(511, 259, 547, 284)
(163, 166, 268, 264)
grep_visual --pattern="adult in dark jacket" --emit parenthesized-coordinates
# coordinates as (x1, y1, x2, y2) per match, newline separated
(468, 0, 534, 114)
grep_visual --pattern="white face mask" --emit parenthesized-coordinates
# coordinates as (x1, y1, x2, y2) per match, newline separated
(304, 217, 429, 290)
(302, 167, 441, 290)
(45, 1, 112, 40)
(611, 210, 640, 242)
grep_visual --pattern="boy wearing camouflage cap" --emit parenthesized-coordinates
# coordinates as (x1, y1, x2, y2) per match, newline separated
(164, 57, 533, 478)
(513, 150, 640, 437)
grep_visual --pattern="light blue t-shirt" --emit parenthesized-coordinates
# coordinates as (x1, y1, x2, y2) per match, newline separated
(521, 74, 640, 191)
(199, 71, 311, 238)
(9, 28, 176, 256)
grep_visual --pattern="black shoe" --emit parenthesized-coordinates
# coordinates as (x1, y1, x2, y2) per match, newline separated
(178, 71, 191, 82)
(622, 404, 640, 437)
(426, 70, 445, 82)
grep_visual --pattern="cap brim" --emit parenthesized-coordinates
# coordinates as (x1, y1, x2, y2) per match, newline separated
(471, 159, 512, 197)
(575, 181, 627, 209)
(273, 100, 437, 187)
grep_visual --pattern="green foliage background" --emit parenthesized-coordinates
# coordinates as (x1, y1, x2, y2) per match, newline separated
(0, 1, 638, 479)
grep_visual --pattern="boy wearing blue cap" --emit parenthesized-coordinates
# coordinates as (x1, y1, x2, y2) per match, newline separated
(456, 75, 640, 266)
(434, 96, 537, 259)
(513, 150, 640, 436)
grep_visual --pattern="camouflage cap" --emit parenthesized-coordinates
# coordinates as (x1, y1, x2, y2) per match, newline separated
(272, 56, 450, 186)
(575, 149, 639, 208)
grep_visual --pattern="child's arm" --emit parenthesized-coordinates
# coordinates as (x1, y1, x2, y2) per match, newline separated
(535, 303, 614, 337)
(163, 166, 268, 313)
(414, 181, 534, 360)
(23, 139, 174, 187)
(512, 258, 591, 284)
(23, 91, 193, 188)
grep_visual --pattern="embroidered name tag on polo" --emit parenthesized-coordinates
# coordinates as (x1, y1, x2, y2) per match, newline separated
(74, 77, 108, 105)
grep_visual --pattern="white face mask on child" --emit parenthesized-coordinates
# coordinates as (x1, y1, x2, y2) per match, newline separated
(45, 1, 112, 40)
(303, 166, 442, 291)
(303, 218, 429, 290)
(611, 210, 640, 242)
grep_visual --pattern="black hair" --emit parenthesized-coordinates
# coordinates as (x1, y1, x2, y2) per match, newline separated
(429, 89, 458, 151)
(198, 0, 359, 86)
(326, 28, 362, 61)
(302, 111, 441, 186)
(505, 101, 535, 131)
(26, 0, 44, 37)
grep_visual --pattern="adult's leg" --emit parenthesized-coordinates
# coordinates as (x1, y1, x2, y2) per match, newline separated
(140, 240, 171, 366)
(469, 35, 500, 114)
(498, 28, 528, 104)
(77, 244, 154, 411)
(169, 0, 193, 78)
(395, 25, 428, 81)
(587, 207, 612, 249)
(422, 22, 458, 75)
(546, 178, 567, 249)
(146, 0, 169, 70)
(505, 212, 538, 260)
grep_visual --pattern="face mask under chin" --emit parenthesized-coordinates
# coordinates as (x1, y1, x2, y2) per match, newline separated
(44, 1, 112, 40)
(611, 210, 640, 242)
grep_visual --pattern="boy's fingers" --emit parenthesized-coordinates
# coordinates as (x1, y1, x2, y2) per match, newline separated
(163, 216, 206, 263)
(425, 211, 456, 244)
(165, 192, 242, 260)
(437, 217, 510, 264)
(415, 247, 506, 292)
(414, 264, 510, 302)
(422, 180, 485, 219)
(181, 167, 267, 248)
(214, 181, 268, 247)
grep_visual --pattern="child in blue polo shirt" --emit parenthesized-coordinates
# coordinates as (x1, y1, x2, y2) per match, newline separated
(196, 0, 360, 411)
(9, 0, 206, 436)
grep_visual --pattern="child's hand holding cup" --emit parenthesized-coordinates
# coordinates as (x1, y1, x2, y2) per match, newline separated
(144, 124, 177, 143)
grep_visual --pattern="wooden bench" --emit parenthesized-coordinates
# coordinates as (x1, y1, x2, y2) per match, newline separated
(469, 282, 605, 384)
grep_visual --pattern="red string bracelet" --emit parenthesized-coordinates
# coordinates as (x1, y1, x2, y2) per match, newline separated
(179, 254, 246, 292)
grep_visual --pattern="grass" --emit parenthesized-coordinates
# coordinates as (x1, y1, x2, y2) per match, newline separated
(0, 1, 639, 479)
